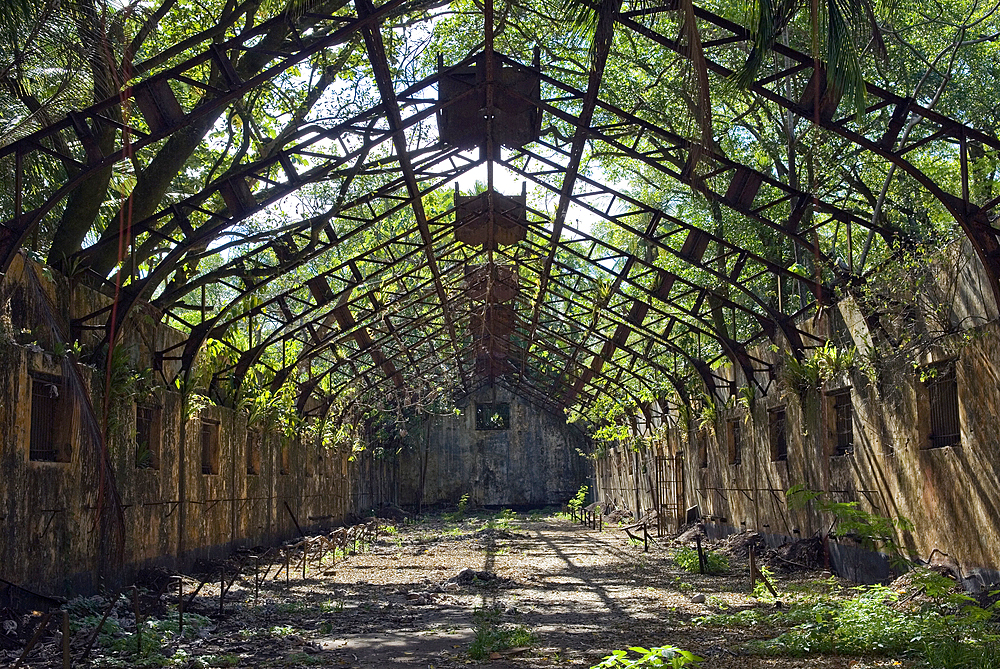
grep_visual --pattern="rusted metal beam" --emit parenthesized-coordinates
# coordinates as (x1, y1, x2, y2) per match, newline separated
(357, 0, 469, 394)
(522, 0, 624, 384)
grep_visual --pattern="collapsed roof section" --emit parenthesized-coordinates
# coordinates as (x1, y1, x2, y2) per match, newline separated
(1, 0, 998, 426)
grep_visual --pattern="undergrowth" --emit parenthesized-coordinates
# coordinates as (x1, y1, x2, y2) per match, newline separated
(468, 605, 535, 660)
(744, 571, 1000, 669)
(673, 546, 729, 575)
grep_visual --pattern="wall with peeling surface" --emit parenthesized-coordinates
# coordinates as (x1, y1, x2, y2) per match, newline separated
(394, 386, 589, 509)
(0, 255, 353, 600)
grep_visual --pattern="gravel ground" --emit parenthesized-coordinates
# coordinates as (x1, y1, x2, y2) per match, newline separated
(6, 513, 912, 668)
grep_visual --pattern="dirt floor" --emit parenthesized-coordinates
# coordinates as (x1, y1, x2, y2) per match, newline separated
(5, 512, 913, 668)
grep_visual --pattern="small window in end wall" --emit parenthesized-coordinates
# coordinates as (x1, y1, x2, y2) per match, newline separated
(769, 408, 787, 462)
(830, 390, 854, 456)
(246, 431, 261, 475)
(925, 363, 960, 448)
(200, 419, 220, 475)
(135, 403, 161, 469)
(728, 419, 743, 465)
(475, 402, 510, 430)
(29, 373, 71, 463)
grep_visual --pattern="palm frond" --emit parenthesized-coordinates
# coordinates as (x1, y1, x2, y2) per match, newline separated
(732, 0, 799, 89)
(826, 0, 868, 119)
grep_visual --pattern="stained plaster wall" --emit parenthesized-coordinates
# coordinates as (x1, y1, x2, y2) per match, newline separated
(395, 387, 589, 508)
(0, 255, 353, 599)
(595, 242, 1000, 584)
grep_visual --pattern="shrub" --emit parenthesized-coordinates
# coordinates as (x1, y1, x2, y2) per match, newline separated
(673, 546, 729, 575)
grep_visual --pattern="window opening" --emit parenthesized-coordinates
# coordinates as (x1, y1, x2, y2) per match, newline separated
(246, 430, 261, 475)
(280, 442, 290, 475)
(831, 391, 854, 455)
(769, 408, 787, 462)
(728, 419, 742, 465)
(135, 403, 161, 469)
(475, 402, 510, 430)
(200, 419, 220, 475)
(30, 373, 70, 462)
(926, 364, 960, 448)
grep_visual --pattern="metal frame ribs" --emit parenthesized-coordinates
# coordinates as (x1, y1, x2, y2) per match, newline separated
(1, 0, 998, 423)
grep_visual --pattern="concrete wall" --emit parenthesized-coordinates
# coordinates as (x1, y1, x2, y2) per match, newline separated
(395, 386, 589, 508)
(594, 243, 1000, 584)
(0, 255, 353, 599)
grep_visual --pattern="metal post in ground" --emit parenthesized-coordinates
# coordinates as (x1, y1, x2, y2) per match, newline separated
(643, 526, 649, 553)
(61, 610, 69, 669)
(178, 577, 184, 638)
(254, 556, 260, 603)
(696, 536, 706, 574)
(12, 610, 53, 668)
(301, 542, 307, 580)
(133, 586, 142, 655)
(219, 569, 225, 615)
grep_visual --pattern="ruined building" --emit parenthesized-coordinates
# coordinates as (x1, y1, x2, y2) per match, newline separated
(2, 0, 1000, 608)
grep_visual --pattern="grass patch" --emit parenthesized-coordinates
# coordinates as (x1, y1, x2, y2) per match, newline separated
(468, 606, 535, 660)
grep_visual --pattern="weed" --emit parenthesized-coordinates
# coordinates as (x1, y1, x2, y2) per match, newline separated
(752, 564, 778, 601)
(319, 599, 345, 613)
(196, 655, 239, 668)
(568, 485, 588, 515)
(468, 606, 535, 660)
(673, 546, 729, 575)
(592, 645, 703, 668)
(269, 624, 296, 637)
(671, 577, 694, 594)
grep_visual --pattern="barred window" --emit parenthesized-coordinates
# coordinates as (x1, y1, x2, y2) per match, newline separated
(136, 403, 161, 469)
(831, 391, 854, 456)
(925, 364, 960, 449)
(769, 408, 787, 462)
(728, 419, 743, 465)
(30, 373, 70, 463)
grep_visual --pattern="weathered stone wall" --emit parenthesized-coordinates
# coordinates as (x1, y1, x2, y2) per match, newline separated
(394, 386, 589, 508)
(594, 243, 1000, 584)
(0, 255, 353, 599)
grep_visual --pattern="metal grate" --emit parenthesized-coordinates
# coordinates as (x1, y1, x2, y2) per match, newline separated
(729, 420, 742, 465)
(30, 374, 61, 461)
(769, 408, 787, 462)
(833, 392, 854, 455)
(136, 404, 159, 469)
(928, 366, 960, 448)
